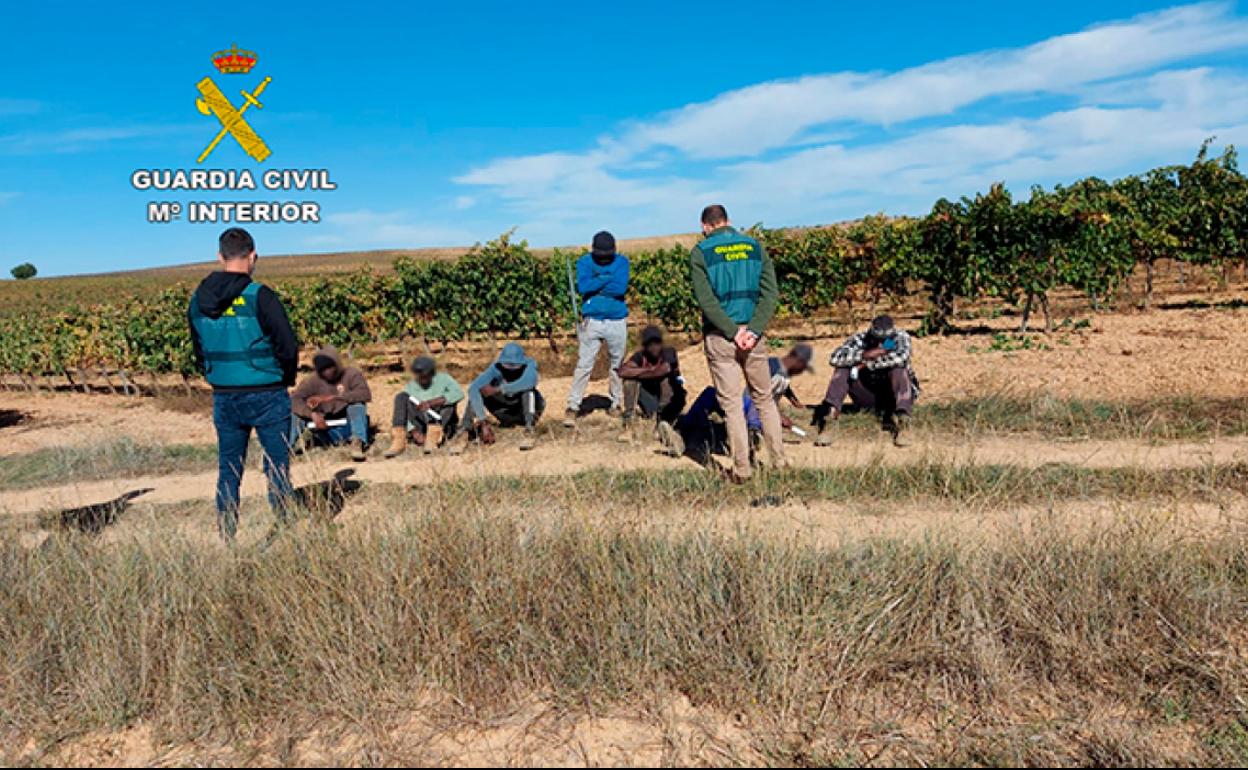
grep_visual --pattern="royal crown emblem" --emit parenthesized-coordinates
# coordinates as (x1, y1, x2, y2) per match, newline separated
(212, 44, 258, 75)
(196, 45, 271, 162)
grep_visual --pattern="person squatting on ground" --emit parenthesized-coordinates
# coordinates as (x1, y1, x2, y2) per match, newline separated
(565, 230, 631, 426)
(453, 342, 545, 453)
(760, 343, 815, 434)
(384, 355, 464, 457)
(813, 314, 921, 448)
(689, 204, 787, 482)
(617, 325, 687, 437)
(188, 227, 299, 540)
(290, 345, 372, 461)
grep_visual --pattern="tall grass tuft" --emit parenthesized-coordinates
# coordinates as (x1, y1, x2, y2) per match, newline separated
(3, 491, 1247, 764)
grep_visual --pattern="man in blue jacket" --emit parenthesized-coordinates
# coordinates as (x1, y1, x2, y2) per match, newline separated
(187, 227, 299, 540)
(564, 230, 630, 427)
(452, 342, 544, 452)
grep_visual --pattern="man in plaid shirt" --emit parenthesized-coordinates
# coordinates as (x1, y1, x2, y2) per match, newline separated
(813, 314, 920, 447)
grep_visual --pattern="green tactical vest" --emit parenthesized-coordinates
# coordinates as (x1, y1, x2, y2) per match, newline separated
(189, 282, 284, 388)
(700, 227, 764, 324)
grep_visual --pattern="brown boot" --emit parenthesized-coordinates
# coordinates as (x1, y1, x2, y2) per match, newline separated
(383, 426, 407, 458)
(350, 438, 367, 462)
(424, 424, 443, 454)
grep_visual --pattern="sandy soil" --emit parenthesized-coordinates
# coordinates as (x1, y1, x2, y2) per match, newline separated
(23, 691, 760, 767)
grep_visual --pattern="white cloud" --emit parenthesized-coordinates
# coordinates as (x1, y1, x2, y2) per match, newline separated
(0, 192, 17, 205)
(454, 2, 1248, 241)
(315, 209, 480, 248)
(0, 124, 200, 154)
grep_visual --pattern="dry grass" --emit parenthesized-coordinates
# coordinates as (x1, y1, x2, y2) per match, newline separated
(3, 463, 1248, 766)
(0, 437, 219, 491)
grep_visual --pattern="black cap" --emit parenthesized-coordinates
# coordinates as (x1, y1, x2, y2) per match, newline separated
(791, 343, 815, 371)
(591, 230, 616, 258)
(641, 325, 663, 345)
(869, 315, 895, 337)
(410, 356, 436, 375)
(312, 354, 336, 372)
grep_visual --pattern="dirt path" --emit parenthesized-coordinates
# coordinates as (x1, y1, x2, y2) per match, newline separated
(4, 429, 1247, 518)
(4, 304, 1248, 457)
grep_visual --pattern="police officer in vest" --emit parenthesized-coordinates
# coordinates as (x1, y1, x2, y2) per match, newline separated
(189, 227, 300, 540)
(688, 205, 786, 482)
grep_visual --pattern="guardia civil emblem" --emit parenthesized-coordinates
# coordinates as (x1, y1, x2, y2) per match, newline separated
(195, 44, 272, 164)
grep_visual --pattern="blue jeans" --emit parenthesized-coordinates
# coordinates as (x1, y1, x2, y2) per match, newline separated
(289, 403, 369, 447)
(212, 389, 295, 539)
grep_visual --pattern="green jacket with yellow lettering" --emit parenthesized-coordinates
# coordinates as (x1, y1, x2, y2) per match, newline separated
(689, 226, 779, 339)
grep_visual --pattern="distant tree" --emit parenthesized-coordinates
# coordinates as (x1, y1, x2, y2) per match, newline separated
(10, 262, 37, 280)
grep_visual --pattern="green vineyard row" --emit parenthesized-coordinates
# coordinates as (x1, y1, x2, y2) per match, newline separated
(1, 143, 1244, 382)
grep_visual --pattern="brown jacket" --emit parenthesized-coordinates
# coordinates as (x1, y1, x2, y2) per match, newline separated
(291, 345, 372, 418)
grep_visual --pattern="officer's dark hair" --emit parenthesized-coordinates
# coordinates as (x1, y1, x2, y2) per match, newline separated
(700, 204, 729, 227)
(219, 227, 256, 260)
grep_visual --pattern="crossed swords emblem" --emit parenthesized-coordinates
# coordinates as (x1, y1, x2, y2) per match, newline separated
(195, 76, 272, 163)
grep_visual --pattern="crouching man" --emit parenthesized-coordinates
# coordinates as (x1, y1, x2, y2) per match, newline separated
(618, 325, 687, 433)
(763, 343, 815, 435)
(451, 342, 544, 453)
(290, 346, 372, 461)
(812, 315, 920, 447)
(384, 355, 464, 457)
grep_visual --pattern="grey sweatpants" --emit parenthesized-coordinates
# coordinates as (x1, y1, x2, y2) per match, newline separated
(567, 317, 628, 410)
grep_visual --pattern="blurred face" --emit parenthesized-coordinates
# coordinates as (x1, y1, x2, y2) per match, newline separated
(317, 364, 340, 382)
(787, 357, 808, 376)
(499, 364, 524, 382)
(645, 340, 663, 358)
(416, 370, 434, 387)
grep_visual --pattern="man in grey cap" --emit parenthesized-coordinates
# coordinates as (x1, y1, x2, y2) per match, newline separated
(384, 355, 465, 457)
(565, 230, 631, 426)
(764, 343, 816, 429)
(813, 315, 920, 448)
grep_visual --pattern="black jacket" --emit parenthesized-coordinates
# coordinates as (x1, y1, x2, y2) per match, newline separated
(188, 271, 300, 390)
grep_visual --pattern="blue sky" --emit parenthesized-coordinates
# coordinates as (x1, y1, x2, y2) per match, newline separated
(3, 1, 1248, 276)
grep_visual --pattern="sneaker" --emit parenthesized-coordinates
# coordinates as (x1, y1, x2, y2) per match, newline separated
(562, 409, 579, 428)
(519, 427, 537, 451)
(656, 421, 685, 458)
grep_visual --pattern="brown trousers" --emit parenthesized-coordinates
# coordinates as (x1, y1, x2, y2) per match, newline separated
(704, 333, 786, 477)
(824, 366, 914, 416)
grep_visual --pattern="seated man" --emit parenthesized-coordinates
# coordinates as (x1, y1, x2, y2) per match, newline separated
(290, 345, 372, 461)
(452, 342, 544, 452)
(617, 325, 687, 431)
(384, 355, 464, 457)
(812, 314, 920, 448)
(658, 386, 760, 467)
